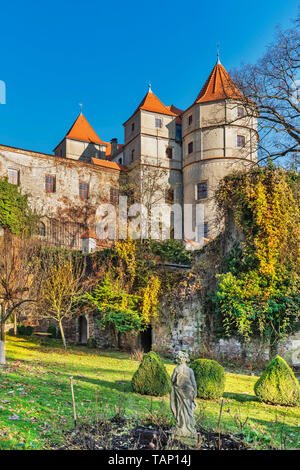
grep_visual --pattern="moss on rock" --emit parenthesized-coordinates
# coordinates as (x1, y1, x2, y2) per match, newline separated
(254, 355, 300, 406)
(190, 359, 226, 399)
(131, 351, 171, 396)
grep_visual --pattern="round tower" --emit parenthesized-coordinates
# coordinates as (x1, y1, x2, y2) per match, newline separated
(182, 57, 258, 241)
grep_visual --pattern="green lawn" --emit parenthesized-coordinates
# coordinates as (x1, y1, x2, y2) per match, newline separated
(0, 335, 299, 450)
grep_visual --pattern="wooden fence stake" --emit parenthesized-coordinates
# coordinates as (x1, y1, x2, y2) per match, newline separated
(70, 376, 77, 429)
(218, 399, 224, 450)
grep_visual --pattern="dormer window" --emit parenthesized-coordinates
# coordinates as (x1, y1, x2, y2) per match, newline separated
(155, 118, 162, 128)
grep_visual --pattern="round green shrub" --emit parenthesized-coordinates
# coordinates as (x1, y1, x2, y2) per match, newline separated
(190, 359, 226, 399)
(254, 355, 300, 406)
(131, 351, 171, 396)
(24, 326, 33, 336)
(17, 324, 26, 335)
(47, 325, 57, 338)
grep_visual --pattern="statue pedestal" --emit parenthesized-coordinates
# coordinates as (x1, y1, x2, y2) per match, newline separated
(172, 429, 197, 448)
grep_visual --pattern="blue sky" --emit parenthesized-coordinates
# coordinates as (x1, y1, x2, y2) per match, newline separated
(0, 0, 298, 153)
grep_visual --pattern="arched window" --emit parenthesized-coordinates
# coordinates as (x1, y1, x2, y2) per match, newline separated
(38, 221, 46, 237)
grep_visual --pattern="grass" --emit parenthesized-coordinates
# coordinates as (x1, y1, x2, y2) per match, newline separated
(0, 335, 299, 450)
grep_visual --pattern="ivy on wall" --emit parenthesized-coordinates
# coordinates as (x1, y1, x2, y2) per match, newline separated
(213, 166, 300, 355)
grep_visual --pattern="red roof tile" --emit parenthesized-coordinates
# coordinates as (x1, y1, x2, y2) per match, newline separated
(91, 157, 126, 170)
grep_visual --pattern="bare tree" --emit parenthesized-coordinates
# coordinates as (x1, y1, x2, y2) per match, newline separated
(35, 251, 86, 350)
(0, 233, 41, 365)
(231, 15, 300, 166)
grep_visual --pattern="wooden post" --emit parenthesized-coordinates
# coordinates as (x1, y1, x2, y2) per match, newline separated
(70, 376, 77, 428)
(218, 399, 224, 450)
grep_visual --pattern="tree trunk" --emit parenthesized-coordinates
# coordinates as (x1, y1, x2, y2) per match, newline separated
(269, 332, 279, 360)
(0, 305, 6, 366)
(58, 320, 67, 351)
(14, 312, 17, 336)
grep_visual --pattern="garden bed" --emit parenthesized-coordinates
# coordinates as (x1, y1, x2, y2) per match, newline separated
(57, 416, 249, 450)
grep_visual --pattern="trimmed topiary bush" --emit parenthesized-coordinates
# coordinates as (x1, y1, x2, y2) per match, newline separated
(47, 325, 57, 338)
(190, 359, 226, 399)
(17, 324, 26, 335)
(254, 355, 300, 406)
(131, 351, 171, 396)
(24, 325, 33, 336)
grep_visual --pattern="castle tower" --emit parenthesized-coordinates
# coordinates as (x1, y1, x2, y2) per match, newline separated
(54, 112, 111, 162)
(122, 86, 183, 228)
(182, 58, 258, 241)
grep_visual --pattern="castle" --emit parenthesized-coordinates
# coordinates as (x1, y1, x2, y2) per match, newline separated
(0, 58, 258, 250)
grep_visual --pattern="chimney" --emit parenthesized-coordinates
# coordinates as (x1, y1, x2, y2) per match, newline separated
(111, 138, 118, 157)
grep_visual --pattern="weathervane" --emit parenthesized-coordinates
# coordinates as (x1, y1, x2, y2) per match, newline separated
(79, 103, 83, 114)
(148, 82, 152, 93)
(217, 42, 221, 64)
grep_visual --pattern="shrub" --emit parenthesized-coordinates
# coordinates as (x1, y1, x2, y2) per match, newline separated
(190, 359, 226, 399)
(17, 324, 26, 335)
(47, 325, 57, 338)
(131, 351, 171, 396)
(254, 355, 300, 406)
(87, 337, 96, 349)
(24, 325, 33, 336)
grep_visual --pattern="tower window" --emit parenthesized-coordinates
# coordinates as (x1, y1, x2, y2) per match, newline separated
(166, 147, 173, 159)
(237, 135, 245, 147)
(237, 106, 244, 118)
(155, 118, 162, 128)
(165, 188, 174, 203)
(110, 187, 119, 204)
(79, 182, 89, 199)
(45, 175, 56, 193)
(8, 168, 19, 185)
(188, 142, 193, 154)
(188, 115, 193, 126)
(131, 122, 135, 132)
(197, 182, 208, 200)
(204, 222, 208, 239)
(131, 149, 135, 161)
(175, 124, 182, 142)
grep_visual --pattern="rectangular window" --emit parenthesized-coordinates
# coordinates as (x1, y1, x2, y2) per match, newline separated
(197, 181, 208, 200)
(237, 106, 244, 118)
(155, 118, 162, 128)
(79, 182, 89, 199)
(131, 122, 135, 132)
(188, 115, 193, 126)
(8, 168, 19, 185)
(45, 175, 56, 193)
(237, 135, 245, 147)
(197, 222, 208, 241)
(110, 187, 119, 204)
(165, 188, 174, 203)
(188, 141, 193, 154)
(166, 147, 173, 159)
(131, 149, 135, 161)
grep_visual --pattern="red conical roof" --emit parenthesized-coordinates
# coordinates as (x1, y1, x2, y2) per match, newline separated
(194, 62, 244, 104)
(66, 113, 105, 144)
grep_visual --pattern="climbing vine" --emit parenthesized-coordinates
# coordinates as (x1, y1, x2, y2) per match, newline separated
(214, 166, 300, 354)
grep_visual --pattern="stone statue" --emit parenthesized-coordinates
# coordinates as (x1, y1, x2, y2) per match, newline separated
(170, 351, 197, 443)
